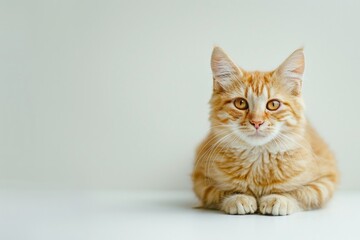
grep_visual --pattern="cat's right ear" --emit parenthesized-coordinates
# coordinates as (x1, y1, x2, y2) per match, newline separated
(274, 48, 305, 96)
(211, 46, 242, 91)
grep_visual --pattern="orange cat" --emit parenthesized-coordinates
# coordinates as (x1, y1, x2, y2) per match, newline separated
(192, 47, 338, 215)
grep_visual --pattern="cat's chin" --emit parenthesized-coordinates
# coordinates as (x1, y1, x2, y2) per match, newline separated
(241, 133, 275, 146)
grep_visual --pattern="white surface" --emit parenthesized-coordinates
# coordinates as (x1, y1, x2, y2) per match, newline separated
(0, 190, 359, 240)
(1, 0, 360, 191)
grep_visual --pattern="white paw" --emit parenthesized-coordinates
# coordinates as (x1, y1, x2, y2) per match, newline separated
(221, 194, 257, 215)
(259, 194, 300, 216)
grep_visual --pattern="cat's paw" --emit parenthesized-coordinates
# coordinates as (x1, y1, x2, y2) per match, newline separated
(221, 194, 257, 215)
(259, 194, 300, 216)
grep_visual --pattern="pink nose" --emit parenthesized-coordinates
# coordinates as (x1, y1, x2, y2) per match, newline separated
(249, 120, 264, 130)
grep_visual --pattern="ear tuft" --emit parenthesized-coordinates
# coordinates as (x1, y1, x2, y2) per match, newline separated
(211, 46, 242, 91)
(275, 48, 305, 96)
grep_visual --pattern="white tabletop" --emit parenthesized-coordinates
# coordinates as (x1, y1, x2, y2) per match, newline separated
(0, 190, 359, 240)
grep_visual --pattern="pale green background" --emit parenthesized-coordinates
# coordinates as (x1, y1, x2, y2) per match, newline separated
(0, 0, 358, 190)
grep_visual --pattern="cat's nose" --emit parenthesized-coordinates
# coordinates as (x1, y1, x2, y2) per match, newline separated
(249, 120, 264, 130)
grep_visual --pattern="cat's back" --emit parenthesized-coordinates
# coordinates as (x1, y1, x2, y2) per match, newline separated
(305, 120, 338, 179)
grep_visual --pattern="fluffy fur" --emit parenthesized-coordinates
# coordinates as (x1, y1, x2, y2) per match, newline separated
(192, 47, 338, 215)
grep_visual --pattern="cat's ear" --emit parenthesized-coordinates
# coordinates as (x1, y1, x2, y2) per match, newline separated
(275, 48, 305, 96)
(211, 46, 242, 91)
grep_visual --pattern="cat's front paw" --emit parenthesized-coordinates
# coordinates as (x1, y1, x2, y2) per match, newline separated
(221, 194, 257, 215)
(259, 194, 300, 216)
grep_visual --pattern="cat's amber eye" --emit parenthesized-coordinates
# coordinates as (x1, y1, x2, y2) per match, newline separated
(266, 99, 281, 111)
(234, 98, 248, 110)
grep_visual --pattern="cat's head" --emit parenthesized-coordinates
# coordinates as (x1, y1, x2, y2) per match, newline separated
(210, 47, 305, 147)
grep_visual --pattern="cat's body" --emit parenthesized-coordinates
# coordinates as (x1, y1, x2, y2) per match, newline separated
(192, 47, 338, 215)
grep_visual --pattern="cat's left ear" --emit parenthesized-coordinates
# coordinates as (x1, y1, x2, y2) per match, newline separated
(275, 48, 305, 96)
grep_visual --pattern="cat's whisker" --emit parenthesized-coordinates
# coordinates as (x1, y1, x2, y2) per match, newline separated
(274, 133, 316, 161)
(194, 129, 232, 170)
(195, 131, 234, 170)
(203, 135, 235, 185)
(204, 135, 238, 183)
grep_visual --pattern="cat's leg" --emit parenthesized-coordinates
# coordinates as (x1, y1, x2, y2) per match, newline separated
(193, 172, 257, 214)
(193, 173, 228, 209)
(197, 185, 257, 215)
(221, 194, 257, 215)
(259, 174, 337, 216)
(259, 194, 300, 216)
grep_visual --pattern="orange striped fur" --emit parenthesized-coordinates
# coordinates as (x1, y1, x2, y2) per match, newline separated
(192, 47, 338, 215)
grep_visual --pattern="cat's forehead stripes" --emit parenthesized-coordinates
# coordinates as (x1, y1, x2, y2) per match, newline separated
(247, 87, 268, 111)
(243, 71, 274, 97)
(226, 71, 274, 99)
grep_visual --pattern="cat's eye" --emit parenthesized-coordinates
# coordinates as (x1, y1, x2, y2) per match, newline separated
(234, 98, 248, 110)
(267, 99, 281, 111)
